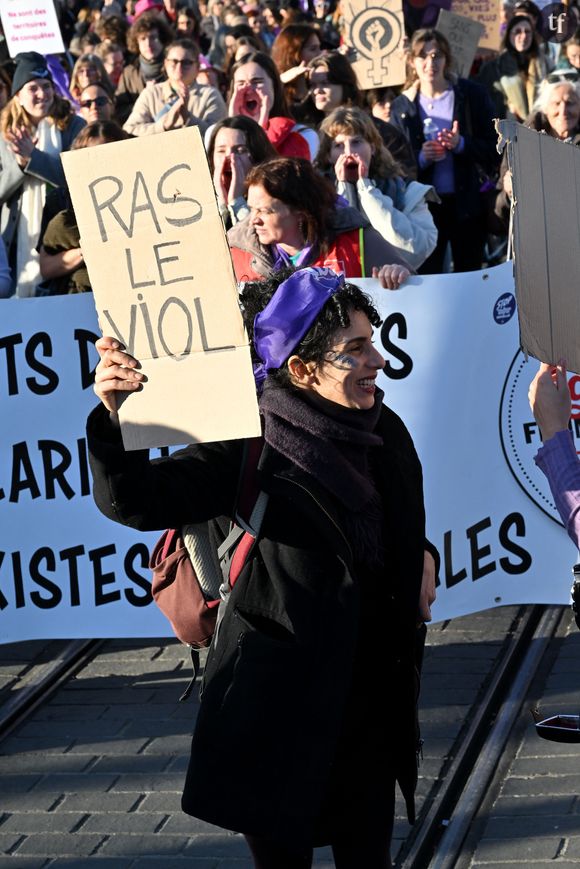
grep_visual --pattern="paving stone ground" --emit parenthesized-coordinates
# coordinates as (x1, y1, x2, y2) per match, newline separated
(468, 612, 580, 868)
(0, 606, 522, 868)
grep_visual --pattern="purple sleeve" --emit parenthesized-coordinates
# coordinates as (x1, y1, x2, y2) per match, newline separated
(535, 429, 580, 548)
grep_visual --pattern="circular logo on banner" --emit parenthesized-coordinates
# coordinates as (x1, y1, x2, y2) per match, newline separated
(493, 293, 516, 325)
(539, 3, 577, 43)
(499, 350, 566, 526)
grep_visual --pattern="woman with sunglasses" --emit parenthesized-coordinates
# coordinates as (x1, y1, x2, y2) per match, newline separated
(390, 28, 498, 273)
(477, 14, 550, 121)
(77, 82, 115, 125)
(124, 38, 227, 136)
(88, 264, 437, 869)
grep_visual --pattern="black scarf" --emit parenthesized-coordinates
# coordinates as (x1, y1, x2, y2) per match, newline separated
(259, 382, 385, 566)
(140, 54, 164, 82)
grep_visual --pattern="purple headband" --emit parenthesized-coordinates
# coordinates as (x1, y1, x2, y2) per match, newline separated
(253, 267, 345, 390)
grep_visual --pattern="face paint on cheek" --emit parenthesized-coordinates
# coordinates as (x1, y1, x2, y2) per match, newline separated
(327, 351, 358, 370)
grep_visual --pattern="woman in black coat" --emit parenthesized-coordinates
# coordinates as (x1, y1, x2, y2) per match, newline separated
(390, 28, 499, 274)
(87, 267, 438, 869)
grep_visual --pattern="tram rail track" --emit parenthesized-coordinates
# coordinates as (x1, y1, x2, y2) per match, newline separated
(398, 604, 567, 868)
(0, 638, 105, 743)
(0, 605, 568, 867)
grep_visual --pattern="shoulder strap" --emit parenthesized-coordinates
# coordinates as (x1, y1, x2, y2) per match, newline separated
(234, 435, 265, 532)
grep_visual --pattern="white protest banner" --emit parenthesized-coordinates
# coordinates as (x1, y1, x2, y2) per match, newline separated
(437, 9, 484, 78)
(343, 0, 406, 88)
(1, 263, 578, 643)
(0, 296, 168, 644)
(61, 127, 261, 452)
(451, 0, 500, 50)
(1, 0, 65, 57)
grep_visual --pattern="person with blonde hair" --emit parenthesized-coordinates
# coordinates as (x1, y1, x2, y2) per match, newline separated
(0, 52, 84, 297)
(316, 107, 438, 269)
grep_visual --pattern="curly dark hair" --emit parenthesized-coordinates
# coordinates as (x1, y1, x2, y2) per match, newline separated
(126, 12, 174, 56)
(240, 267, 382, 387)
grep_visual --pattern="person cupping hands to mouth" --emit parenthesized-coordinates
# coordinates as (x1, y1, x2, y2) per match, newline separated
(208, 115, 277, 228)
(226, 51, 316, 159)
(230, 60, 272, 128)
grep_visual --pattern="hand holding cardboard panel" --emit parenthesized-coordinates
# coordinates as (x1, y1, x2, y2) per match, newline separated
(62, 126, 260, 450)
(497, 119, 580, 375)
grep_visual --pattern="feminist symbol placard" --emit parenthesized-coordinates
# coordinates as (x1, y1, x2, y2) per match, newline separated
(344, 0, 405, 88)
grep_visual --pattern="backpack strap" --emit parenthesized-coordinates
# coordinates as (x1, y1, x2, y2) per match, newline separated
(218, 436, 267, 587)
(234, 435, 265, 531)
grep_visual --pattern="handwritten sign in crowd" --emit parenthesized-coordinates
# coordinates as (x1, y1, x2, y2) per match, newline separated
(62, 128, 260, 451)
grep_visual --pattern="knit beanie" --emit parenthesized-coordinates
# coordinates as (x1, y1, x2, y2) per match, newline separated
(11, 52, 52, 97)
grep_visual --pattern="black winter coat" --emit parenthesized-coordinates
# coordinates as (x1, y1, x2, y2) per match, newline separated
(390, 78, 499, 221)
(87, 401, 432, 848)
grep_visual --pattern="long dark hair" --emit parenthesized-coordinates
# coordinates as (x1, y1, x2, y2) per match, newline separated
(230, 50, 290, 117)
(245, 157, 336, 251)
(240, 267, 382, 387)
(297, 51, 362, 127)
(207, 115, 278, 172)
(501, 13, 541, 61)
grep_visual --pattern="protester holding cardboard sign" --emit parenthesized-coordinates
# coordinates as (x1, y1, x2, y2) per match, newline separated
(227, 157, 413, 288)
(0, 51, 85, 298)
(87, 265, 437, 869)
(390, 28, 498, 273)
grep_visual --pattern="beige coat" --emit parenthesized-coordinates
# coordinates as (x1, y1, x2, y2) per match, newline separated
(123, 79, 226, 137)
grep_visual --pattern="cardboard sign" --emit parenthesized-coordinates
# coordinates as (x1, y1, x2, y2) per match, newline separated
(437, 9, 484, 78)
(1, 0, 65, 57)
(451, 0, 500, 50)
(497, 120, 580, 376)
(343, 0, 406, 89)
(62, 127, 260, 451)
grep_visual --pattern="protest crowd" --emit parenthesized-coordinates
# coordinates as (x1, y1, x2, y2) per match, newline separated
(3, 0, 580, 297)
(3, 0, 580, 866)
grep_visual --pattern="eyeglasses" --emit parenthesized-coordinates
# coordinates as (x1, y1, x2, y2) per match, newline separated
(309, 77, 332, 89)
(166, 58, 195, 68)
(511, 27, 532, 36)
(80, 96, 110, 108)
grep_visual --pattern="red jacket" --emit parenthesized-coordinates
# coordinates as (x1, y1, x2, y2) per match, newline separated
(266, 116, 310, 160)
(230, 228, 364, 282)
